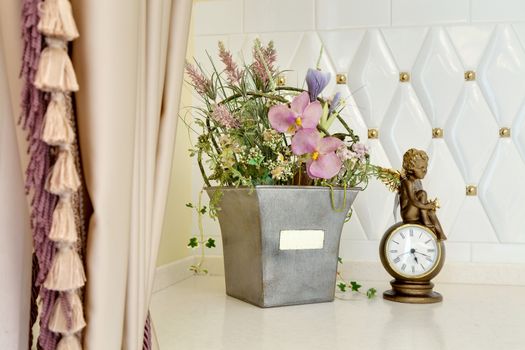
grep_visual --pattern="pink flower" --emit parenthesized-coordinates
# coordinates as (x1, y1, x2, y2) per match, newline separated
(268, 92, 322, 134)
(291, 129, 343, 179)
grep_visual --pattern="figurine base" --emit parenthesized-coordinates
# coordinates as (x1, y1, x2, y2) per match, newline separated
(383, 280, 442, 304)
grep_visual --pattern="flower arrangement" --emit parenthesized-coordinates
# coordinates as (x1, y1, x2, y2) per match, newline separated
(185, 39, 372, 190)
(183, 40, 399, 299)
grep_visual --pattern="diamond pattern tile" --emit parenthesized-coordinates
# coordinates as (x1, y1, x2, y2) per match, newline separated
(188, 8, 525, 263)
(424, 140, 465, 235)
(381, 27, 428, 70)
(446, 84, 499, 183)
(478, 25, 525, 126)
(287, 32, 336, 94)
(479, 140, 525, 243)
(449, 197, 498, 243)
(348, 29, 399, 127)
(331, 84, 368, 142)
(380, 85, 432, 169)
(353, 140, 396, 240)
(514, 107, 525, 163)
(446, 25, 495, 69)
(319, 30, 365, 73)
(341, 210, 367, 240)
(412, 27, 464, 127)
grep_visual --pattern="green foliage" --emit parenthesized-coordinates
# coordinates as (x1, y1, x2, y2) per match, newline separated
(336, 268, 377, 300)
(205, 238, 216, 248)
(366, 288, 377, 299)
(188, 237, 198, 248)
(350, 281, 362, 292)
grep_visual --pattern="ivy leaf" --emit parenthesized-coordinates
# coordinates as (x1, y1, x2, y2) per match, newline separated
(200, 206, 207, 214)
(350, 281, 362, 292)
(337, 257, 343, 264)
(366, 288, 377, 299)
(185, 203, 193, 208)
(337, 283, 347, 292)
(205, 238, 216, 248)
(188, 237, 199, 248)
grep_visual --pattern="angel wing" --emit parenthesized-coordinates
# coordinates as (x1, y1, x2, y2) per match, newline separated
(373, 166, 402, 192)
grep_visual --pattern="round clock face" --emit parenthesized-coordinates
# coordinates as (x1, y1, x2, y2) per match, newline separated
(385, 225, 440, 278)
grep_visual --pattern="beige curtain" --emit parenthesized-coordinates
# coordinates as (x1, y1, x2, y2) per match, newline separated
(0, 1, 32, 348)
(71, 0, 192, 348)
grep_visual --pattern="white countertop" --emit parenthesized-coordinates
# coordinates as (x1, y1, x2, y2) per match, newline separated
(151, 276, 525, 350)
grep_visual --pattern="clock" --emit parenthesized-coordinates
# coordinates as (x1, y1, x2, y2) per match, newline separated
(379, 222, 445, 303)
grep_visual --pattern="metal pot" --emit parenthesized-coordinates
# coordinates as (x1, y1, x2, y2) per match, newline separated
(206, 185, 360, 308)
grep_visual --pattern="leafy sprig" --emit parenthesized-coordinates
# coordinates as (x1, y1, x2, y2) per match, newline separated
(187, 190, 220, 275)
(336, 257, 377, 299)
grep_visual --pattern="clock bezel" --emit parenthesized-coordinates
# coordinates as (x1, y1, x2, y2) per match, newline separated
(379, 222, 445, 281)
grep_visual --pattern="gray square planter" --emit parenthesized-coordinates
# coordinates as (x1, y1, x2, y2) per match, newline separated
(207, 186, 360, 308)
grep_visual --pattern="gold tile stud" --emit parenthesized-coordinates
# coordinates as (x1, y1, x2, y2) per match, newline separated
(399, 72, 410, 82)
(466, 185, 477, 196)
(464, 71, 476, 81)
(368, 128, 379, 139)
(336, 73, 347, 85)
(432, 128, 444, 138)
(276, 75, 286, 87)
(499, 127, 511, 138)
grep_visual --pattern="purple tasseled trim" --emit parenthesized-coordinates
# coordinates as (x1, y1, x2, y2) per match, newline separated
(60, 292, 73, 330)
(21, 0, 59, 349)
(28, 254, 39, 349)
(143, 312, 152, 350)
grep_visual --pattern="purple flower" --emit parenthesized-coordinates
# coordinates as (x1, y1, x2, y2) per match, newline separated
(268, 92, 322, 134)
(306, 68, 331, 102)
(291, 129, 343, 179)
(336, 145, 356, 162)
(329, 92, 341, 115)
(351, 143, 369, 161)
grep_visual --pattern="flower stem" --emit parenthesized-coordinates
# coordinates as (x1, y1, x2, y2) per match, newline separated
(219, 91, 289, 105)
(196, 190, 206, 271)
(197, 150, 211, 187)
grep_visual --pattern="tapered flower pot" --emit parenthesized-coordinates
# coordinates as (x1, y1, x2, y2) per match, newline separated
(206, 185, 360, 308)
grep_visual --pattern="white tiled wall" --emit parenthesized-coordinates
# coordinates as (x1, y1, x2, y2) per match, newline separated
(189, 0, 525, 265)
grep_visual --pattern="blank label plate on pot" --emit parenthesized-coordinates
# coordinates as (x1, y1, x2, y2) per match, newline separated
(279, 230, 325, 250)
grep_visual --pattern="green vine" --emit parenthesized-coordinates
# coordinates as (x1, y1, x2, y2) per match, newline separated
(336, 257, 377, 299)
(187, 190, 217, 275)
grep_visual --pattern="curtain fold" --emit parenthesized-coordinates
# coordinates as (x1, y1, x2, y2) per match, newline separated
(72, 0, 192, 348)
(0, 6, 32, 349)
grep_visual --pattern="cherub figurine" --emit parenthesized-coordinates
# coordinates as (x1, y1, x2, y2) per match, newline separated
(399, 149, 446, 241)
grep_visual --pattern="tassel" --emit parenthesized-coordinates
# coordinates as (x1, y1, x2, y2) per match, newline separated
(49, 292, 86, 334)
(34, 38, 79, 92)
(56, 335, 82, 350)
(49, 198, 78, 243)
(38, 0, 79, 41)
(43, 246, 86, 291)
(42, 93, 75, 146)
(47, 149, 81, 195)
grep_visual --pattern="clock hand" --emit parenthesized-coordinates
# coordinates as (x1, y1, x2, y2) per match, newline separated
(414, 251, 430, 258)
(395, 251, 412, 259)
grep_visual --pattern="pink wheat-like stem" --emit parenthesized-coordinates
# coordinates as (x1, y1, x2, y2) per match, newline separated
(218, 41, 242, 84)
(211, 104, 240, 129)
(185, 62, 211, 96)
